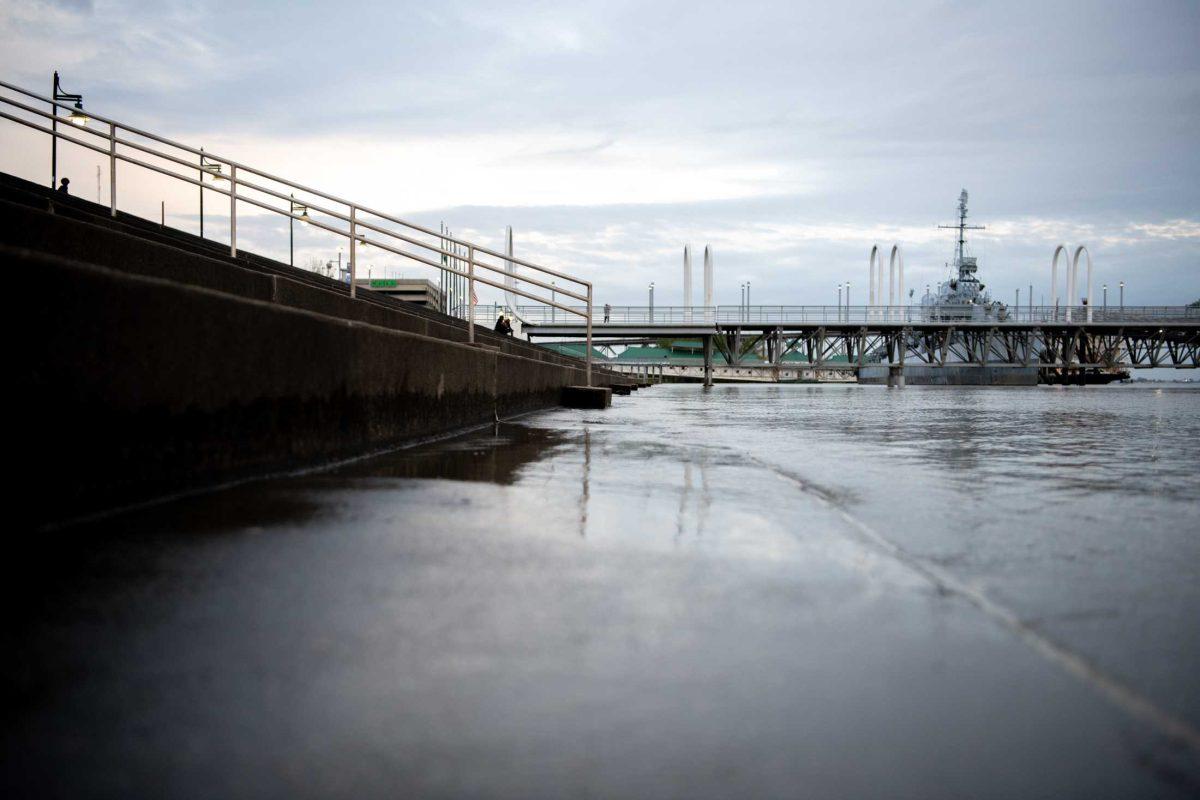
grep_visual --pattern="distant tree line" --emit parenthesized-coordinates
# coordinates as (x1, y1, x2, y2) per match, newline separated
(1191, 298, 1200, 308)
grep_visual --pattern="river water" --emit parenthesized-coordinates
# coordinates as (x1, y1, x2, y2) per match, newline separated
(5, 383, 1200, 798)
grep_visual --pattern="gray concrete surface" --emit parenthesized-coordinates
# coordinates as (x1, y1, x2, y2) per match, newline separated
(5, 385, 1199, 798)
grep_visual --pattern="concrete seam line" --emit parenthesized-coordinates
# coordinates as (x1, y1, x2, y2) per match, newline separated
(757, 457, 1200, 754)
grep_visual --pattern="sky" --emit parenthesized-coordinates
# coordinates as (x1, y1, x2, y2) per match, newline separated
(2, 0, 1199, 308)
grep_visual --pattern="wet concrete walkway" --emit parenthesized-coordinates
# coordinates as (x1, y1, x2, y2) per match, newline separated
(5, 385, 1199, 798)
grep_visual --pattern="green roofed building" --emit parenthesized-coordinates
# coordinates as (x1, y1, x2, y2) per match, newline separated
(617, 345, 706, 362)
(539, 342, 609, 360)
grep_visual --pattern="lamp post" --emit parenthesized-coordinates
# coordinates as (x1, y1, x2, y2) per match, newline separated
(289, 194, 309, 266)
(649, 282, 655, 323)
(51, 71, 88, 190)
(1119, 281, 1125, 312)
(838, 283, 843, 320)
(1102, 284, 1107, 313)
(846, 282, 851, 319)
(198, 148, 225, 238)
(740, 283, 746, 321)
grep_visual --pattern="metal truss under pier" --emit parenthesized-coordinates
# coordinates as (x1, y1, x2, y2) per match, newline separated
(524, 319, 1200, 387)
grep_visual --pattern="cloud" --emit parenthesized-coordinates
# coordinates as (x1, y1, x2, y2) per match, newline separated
(1, 0, 1197, 306)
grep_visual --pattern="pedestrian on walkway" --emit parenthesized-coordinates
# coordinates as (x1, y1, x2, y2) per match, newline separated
(57, 177, 70, 194)
(604, 303, 611, 323)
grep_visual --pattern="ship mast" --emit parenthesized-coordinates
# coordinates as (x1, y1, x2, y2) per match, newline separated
(938, 189, 985, 277)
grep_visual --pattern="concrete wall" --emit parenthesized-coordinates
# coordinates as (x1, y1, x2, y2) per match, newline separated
(0, 196, 588, 370)
(14, 246, 620, 528)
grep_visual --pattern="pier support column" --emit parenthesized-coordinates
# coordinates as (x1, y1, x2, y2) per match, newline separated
(703, 336, 714, 387)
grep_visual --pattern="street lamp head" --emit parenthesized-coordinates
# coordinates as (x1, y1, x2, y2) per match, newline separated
(201, 161, 226, 182)
(67, 101, 89, 126)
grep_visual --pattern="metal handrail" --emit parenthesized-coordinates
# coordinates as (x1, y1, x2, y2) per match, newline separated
(486, 304, 1199, 327)
(0, 78, 594, 384)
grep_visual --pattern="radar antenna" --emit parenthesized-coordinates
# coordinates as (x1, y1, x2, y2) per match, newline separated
(938, 188, 984, 269)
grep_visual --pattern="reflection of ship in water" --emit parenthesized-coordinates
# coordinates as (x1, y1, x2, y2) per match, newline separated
(860, 189, 1039, 385)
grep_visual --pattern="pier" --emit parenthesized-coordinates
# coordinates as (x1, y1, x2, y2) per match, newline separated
(513, 305, 1199, 385)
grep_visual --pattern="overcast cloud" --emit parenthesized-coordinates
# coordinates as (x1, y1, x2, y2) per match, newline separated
(2, 0, 1198, 306)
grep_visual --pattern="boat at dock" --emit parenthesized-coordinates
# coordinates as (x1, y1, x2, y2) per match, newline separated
(859, 190, 1040, 385)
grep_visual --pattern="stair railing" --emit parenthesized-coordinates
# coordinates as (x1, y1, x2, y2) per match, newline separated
(0, 78, 593, 385)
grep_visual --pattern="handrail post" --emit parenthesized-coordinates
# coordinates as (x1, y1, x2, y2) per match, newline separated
(109, 122, 117, 217)
(586, 285, 593, 387)
(467, 245, 476, 344)
(50, 74, 57, 189)
(229, 164, 237, 257)
(349, 205, 357, 298)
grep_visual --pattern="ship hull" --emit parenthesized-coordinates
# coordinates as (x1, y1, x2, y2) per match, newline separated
(857, 365, 1039, 386)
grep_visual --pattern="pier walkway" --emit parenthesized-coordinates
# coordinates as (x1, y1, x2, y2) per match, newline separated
(500, 304, 1200, 384)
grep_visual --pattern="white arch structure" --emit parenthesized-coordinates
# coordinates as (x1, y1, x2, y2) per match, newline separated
(869, 245, 881, 307)
(703, 245, 714, 322)
(868, 244, 904, 319)
(889, 245, 905, 319)
(683, 244, 693, 321)
(503, 225, 528, 326)
(1051, 244, 1093, 322)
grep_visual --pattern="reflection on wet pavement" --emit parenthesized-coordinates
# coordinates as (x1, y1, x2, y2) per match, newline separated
(4, 384, 1200, 798)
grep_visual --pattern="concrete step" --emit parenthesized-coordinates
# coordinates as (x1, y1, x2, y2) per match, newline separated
(561, 386, 612, 409)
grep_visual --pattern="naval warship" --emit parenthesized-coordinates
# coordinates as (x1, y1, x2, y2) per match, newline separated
(858, 190, 1039, 385)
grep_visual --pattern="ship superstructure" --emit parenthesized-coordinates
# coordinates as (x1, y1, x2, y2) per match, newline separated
(921, 189, 1005, 320)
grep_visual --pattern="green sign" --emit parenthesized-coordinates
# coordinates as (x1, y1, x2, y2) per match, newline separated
(370, 279, 399, 288)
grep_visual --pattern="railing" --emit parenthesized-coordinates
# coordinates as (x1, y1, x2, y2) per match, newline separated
(485, 304, 1200, 327)
(0, 79, 593, 384)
